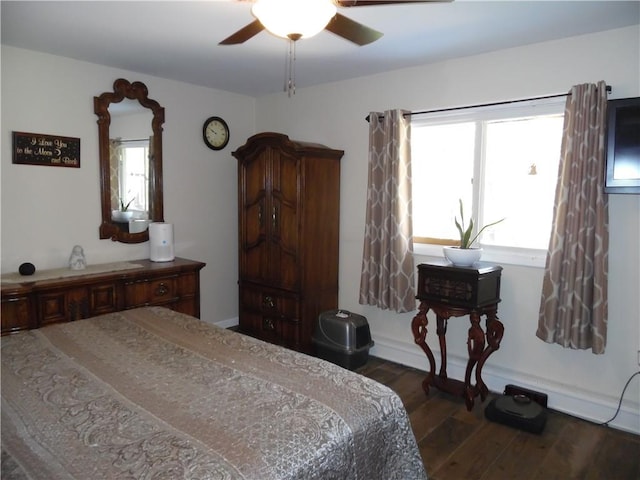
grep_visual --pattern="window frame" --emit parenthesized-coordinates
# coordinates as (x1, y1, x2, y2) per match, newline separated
(410, 97, 566, 268)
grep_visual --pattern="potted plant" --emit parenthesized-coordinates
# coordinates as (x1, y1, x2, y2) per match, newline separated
(443, 199, 504, 266)
(112, 197, 136, 222)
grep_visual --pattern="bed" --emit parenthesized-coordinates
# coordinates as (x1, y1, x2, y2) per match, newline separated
(1, 306, 427, 479)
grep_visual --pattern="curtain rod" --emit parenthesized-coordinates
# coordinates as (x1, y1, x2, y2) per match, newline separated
(365, 85, 612, 122)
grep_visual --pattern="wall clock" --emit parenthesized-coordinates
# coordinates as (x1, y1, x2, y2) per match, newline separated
(202, 116, 229, 150)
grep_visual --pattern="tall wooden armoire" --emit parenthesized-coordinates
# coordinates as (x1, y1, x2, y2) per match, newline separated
(233, 132, 343, 352)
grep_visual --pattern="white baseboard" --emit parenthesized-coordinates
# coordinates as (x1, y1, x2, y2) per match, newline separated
(370, 334, 640, 435)
(204, 316, 239, 330)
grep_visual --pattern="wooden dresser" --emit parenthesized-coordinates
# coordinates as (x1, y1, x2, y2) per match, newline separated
(1, 257, 205, 335)
(233, 132, 343, 353)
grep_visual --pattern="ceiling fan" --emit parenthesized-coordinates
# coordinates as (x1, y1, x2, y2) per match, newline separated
(219, 0, 451, 47)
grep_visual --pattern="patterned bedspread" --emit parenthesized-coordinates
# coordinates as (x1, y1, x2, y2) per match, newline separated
(1, 307, 427, 479)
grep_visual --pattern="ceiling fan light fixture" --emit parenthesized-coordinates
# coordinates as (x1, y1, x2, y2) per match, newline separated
(251, 0, 337, 40)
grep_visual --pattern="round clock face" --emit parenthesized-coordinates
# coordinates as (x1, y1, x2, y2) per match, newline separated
(203, 116, 229, 150)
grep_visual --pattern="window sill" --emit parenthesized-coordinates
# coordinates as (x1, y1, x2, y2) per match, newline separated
(413, 243, 547, 268)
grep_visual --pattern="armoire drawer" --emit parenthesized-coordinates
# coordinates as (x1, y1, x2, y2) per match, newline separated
(240, 287, 300, 319)
(239, 286, 301, 348)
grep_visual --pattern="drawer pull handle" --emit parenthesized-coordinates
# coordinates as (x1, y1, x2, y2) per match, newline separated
(155, 283, 169, 296)
(263, 296, 275, 309)
(263, 317, 275, 331)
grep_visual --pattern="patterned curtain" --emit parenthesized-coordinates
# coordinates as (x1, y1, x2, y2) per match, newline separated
(359, 109, 415, 313)
(536, 81, 609, 354)
(109, 139, 122, 211)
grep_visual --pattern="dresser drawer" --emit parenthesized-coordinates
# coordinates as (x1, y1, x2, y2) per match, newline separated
(37, 283, 118, 325)
(89, 283, 118, 316)
(123, 275, 177, 308)
(38, 291, 70, 325)
(1, 294, 32, 334)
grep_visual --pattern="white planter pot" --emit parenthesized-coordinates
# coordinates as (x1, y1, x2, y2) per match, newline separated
(443, 246, 482, 267)
(111, 210, 134, 222)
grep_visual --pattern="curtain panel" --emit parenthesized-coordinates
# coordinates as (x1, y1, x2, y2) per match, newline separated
(109, 139, 122, 211)
(536, 81, 609, 354)
(359, 109, 416, 313)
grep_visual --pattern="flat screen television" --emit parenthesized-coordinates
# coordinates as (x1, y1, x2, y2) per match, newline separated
(605, 97, 640, 194)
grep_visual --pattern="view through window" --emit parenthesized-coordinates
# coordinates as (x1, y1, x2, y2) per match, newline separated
(411, 99, 565, 254)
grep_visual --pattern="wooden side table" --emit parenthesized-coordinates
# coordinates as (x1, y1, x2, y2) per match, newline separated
(411, 260, 504, 410)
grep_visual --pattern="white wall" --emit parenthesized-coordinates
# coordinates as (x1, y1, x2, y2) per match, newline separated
(1, 45, 256, 323)
(255, 26, 640, 433)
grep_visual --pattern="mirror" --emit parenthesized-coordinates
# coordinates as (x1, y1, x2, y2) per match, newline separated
(95, 79, 164, 243)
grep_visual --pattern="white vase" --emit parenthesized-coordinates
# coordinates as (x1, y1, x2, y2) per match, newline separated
(443, 246, 482, 267)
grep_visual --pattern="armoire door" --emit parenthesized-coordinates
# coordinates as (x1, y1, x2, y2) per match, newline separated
(269, 148, 299, 291)
(239, 149, 269, 284)
(239, 146, 300, 291)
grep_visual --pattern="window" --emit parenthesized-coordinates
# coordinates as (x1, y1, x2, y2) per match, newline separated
(411, 98, 565, 266)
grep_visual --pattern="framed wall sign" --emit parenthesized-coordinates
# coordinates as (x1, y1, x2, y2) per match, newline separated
(12, 131, 80, 168)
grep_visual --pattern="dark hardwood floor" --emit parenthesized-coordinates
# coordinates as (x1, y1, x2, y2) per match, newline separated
(356, 357, 640, 480)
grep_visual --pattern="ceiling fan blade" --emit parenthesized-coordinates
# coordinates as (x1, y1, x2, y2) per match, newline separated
(325, 13, 383, 46)
(219, 19, 265, 45)
(337, 0, 451, 6)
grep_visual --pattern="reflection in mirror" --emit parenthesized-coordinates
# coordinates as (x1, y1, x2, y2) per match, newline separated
(95, 79, 164, 243)
(109, 100, 151, 225)
(109, 138, 150, 223)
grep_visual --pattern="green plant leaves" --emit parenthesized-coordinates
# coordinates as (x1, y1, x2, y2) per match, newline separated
(119, 197, 135, 211)
(454, 198, 504, 248)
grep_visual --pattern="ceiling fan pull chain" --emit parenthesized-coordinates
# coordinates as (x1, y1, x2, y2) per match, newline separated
(291, 40, 296, 96)
(285, 38, 297, 97)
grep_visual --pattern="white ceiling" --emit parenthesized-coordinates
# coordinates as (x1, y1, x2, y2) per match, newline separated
(2, 1, 638, 97)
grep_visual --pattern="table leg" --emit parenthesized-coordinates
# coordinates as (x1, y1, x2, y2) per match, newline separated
(411, 301, 436, 394)
(436, 315, 449, 381)
(475, 311, 504, 401)
(464, 311, 486, 410)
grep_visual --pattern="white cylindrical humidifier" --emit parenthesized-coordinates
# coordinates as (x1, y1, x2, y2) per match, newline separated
(149, 222, 175, 262)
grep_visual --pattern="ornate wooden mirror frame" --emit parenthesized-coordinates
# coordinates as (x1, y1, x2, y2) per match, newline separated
(95, 78, 165, 243)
